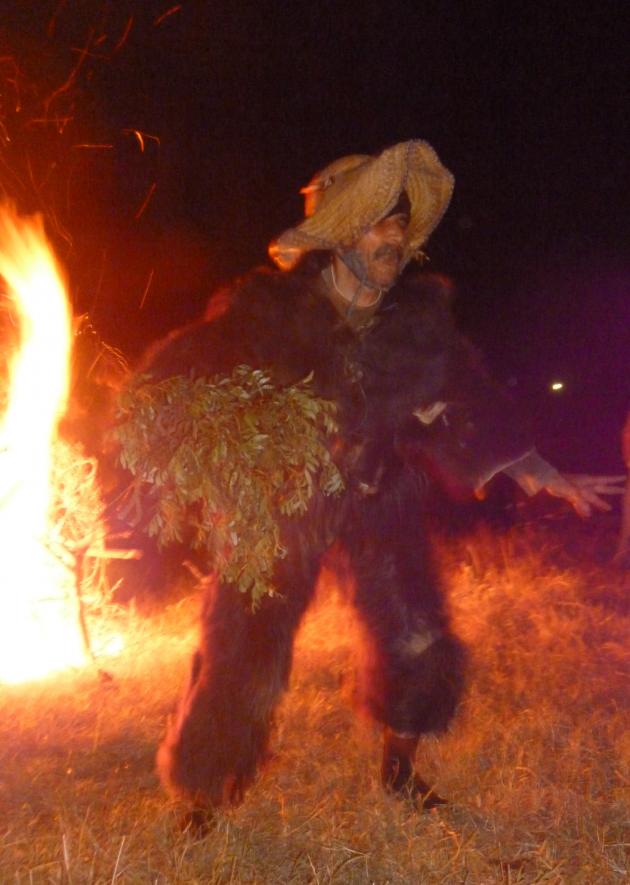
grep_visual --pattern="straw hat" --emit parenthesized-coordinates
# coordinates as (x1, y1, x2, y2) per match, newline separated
(269, 140, 454, 271)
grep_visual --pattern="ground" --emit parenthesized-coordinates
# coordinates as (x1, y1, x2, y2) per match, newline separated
(0, 513, 627, 883)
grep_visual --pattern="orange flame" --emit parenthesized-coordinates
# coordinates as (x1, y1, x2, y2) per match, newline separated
(0, 206, 92, 682)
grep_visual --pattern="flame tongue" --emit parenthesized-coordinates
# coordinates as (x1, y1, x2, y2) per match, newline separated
(0, 207, 86, 683)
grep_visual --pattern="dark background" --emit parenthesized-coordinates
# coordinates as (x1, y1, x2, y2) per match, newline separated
(1, 0, 628, 471)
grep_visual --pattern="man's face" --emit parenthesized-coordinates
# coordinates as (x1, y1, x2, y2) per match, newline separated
(341, 210, 410, 291)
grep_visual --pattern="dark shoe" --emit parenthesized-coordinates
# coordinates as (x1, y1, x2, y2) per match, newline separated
(180, 806, 214, 836)
(399, 773, 447, 809)
(381, 728, 446, 810)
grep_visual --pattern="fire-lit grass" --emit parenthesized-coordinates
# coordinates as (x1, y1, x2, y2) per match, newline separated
(0, 517, 628, 883)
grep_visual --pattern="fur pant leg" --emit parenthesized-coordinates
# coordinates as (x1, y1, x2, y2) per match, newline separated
(343, 481, 466, 737)
(350, 543, 466, 736)
(157, 550, 320, 809)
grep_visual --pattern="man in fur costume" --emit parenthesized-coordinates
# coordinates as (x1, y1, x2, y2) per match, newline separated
(138, 141, 622, 821)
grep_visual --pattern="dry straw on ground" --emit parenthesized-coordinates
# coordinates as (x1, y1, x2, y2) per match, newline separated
(0, 515, 628, 883)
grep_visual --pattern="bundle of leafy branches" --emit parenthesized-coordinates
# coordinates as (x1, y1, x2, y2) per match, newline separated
(114, 366, 345, 605)
(46, 437, 120, 656)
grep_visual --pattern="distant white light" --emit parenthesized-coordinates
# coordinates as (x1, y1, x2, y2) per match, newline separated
(550, 381, 564, 392)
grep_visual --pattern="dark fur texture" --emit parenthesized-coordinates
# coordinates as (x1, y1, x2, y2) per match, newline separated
(146, 267, 530, 809)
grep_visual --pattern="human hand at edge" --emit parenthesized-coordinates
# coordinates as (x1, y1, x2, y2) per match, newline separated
(544, 473, 626, 517)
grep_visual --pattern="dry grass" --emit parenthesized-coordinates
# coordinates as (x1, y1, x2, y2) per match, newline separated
(0, 516, 628, 883)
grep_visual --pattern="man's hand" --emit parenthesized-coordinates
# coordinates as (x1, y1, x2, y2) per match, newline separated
(544, 473, 626, 517)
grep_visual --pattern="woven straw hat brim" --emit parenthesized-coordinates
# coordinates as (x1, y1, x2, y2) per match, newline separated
(269, 140, 454, 270)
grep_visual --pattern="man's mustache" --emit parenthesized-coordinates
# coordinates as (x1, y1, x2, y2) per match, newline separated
(374, 244, 403, 261)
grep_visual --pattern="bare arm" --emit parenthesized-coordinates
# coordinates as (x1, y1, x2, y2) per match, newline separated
(503, 450, 625, 517)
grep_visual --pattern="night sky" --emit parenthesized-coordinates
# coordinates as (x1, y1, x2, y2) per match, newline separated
(1, 0, 629, 470)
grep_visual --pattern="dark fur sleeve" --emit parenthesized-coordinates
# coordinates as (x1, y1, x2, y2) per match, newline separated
(359, 273, 533, 496)
(137, 267, 350, 394)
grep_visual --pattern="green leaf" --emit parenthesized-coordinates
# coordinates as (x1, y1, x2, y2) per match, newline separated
(113, 365, 344, 606)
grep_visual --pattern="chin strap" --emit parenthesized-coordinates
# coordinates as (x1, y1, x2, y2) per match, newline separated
(331, 254, 383, 319)
(338, 248, 379, 293)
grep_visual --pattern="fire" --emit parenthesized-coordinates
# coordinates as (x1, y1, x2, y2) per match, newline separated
(0, 206, 101, 682)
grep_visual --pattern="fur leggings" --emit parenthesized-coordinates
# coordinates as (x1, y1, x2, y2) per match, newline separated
(157, 476, 465, 809)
